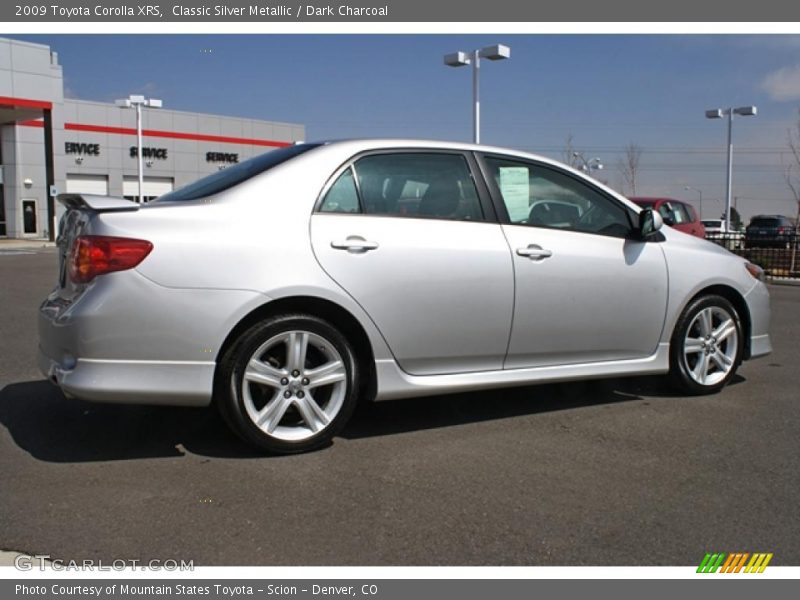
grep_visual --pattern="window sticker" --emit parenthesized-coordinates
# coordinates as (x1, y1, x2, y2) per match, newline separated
(498, 166, 530, 223)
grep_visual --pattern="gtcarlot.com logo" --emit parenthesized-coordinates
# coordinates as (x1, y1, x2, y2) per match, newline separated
(697, 552, 773, 573)
(14, 554, 194, 571)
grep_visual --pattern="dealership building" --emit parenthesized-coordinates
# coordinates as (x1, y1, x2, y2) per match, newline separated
(0, 37, 305, 239)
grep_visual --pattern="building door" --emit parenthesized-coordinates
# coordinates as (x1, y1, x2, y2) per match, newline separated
(0, 185, 6, 237)
(0, 134, 5, 237)
(22, 199, 38, 236)
(66, 174, 109, 196)
(123, 176, 173, 203)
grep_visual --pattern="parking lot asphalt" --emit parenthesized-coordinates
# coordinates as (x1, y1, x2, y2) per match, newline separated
(0, 249, 798, 566)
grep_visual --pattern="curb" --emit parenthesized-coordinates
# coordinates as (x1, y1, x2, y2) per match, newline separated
(0, 240, 56, 250)
(766, 277, 800, 287)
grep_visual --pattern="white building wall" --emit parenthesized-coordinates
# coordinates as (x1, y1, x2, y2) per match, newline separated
(0, 37, 305, 239)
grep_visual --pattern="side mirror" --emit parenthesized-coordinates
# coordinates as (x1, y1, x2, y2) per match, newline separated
(639, 208, 663, 239)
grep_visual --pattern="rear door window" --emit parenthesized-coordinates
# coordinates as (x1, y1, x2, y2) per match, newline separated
(319, 168, 360, 213)
(320, 152, 484, 222)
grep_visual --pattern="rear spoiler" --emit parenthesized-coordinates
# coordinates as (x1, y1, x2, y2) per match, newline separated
(57, 193, 141, 212)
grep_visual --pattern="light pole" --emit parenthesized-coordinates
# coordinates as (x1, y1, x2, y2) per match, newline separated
(572, 152, 604, 178)
(705, 105, 756, 231)
(444, 44, 510, 144)
(684, 185, 703, 220)
(116, 94, 163, 203)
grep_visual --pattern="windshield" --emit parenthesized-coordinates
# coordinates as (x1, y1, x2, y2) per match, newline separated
(702, 220, 722, 227)
(156, 143, 322, 202)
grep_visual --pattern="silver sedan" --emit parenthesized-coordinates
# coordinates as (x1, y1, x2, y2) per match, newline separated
(39, 140, 772, 453)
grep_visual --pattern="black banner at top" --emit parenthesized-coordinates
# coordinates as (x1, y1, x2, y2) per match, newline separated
(2, 0, 800, 22)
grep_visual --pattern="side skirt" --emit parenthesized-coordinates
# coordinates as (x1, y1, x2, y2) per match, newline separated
(374, 343, 670, 401)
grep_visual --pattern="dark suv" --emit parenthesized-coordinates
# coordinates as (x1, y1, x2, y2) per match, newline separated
(745, 215, 797, 248)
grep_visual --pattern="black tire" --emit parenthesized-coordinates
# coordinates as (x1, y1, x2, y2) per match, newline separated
(216, 313, 359, 454)
(668, 294, 743, 395)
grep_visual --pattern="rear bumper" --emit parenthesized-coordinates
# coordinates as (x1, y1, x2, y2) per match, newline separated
(38, 347, 214, 407)
(37, 269, 269, 407)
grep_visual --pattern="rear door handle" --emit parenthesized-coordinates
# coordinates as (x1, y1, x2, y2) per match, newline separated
(516, 244, 553, 260)
(331, 236, 379, 253)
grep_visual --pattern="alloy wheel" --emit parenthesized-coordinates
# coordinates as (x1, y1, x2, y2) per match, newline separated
(239, 330, 348, 441)
(681, 306, 739, 387)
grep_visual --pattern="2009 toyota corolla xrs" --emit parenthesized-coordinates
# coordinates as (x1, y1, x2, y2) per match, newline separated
(39, 140, 772, 453)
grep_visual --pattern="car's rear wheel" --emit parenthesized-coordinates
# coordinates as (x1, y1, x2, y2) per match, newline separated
(669, 295, 743, 395)
(217, 314, 358, 454)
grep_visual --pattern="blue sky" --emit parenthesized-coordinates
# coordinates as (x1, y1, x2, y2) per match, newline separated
(10, 34, 800, 220)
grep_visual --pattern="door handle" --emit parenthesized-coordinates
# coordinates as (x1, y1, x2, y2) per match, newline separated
(516, 244, 553, 260)
(331, 236, 379, 253)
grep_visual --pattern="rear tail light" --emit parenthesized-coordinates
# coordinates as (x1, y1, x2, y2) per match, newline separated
(69, 235, 153, 284)
(744, 262, 765, 282)
(778, 226, 786, 234)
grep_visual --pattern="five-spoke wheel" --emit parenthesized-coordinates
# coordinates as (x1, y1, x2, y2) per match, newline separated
(670, 295, 743, 394)
(217, 314, 358, 454)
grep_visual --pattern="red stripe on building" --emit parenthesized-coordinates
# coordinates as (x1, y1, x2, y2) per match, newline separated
(20, 119, 44, 127)
(0, 95, 52, 110)
(63, 122, 291, 147)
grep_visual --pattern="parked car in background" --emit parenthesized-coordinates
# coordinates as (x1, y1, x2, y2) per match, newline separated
(702, 219, 745, 250)
(702, 219, 728, 235)
(745, 215, 798, 249)
(39, 140, 771, 454)
(630, 197, 705, 239)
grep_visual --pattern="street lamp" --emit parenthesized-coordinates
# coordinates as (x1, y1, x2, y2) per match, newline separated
(572, 152, 604, 178)
(444, 44, 510, 144)
(684, 185, 703, 220)
(116, 95, 163, 203)
(705, 105, 757, 231)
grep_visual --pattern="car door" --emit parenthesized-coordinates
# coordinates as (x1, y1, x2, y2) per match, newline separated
(310, 150, 514, 376)
(478, 154, 669, 369)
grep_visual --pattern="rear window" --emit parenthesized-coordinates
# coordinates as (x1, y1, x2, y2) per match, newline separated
(749, 217, 781, 227)
(156, 143, 321, 202)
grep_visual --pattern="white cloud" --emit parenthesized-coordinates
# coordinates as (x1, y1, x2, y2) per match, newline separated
(761, 65, 800, 101)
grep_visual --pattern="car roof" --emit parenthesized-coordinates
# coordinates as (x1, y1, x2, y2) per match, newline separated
(319, 138, 563, 167)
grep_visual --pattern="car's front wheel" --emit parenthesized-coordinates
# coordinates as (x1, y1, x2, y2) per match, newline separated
(217, 314, 359, 454)
(669, 294, 743, 394)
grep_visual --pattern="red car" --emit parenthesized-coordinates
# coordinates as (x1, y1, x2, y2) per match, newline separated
(629, 197, 706, 239)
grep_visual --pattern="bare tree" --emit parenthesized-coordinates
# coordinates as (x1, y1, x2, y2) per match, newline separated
(618, 143, 643, 196)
